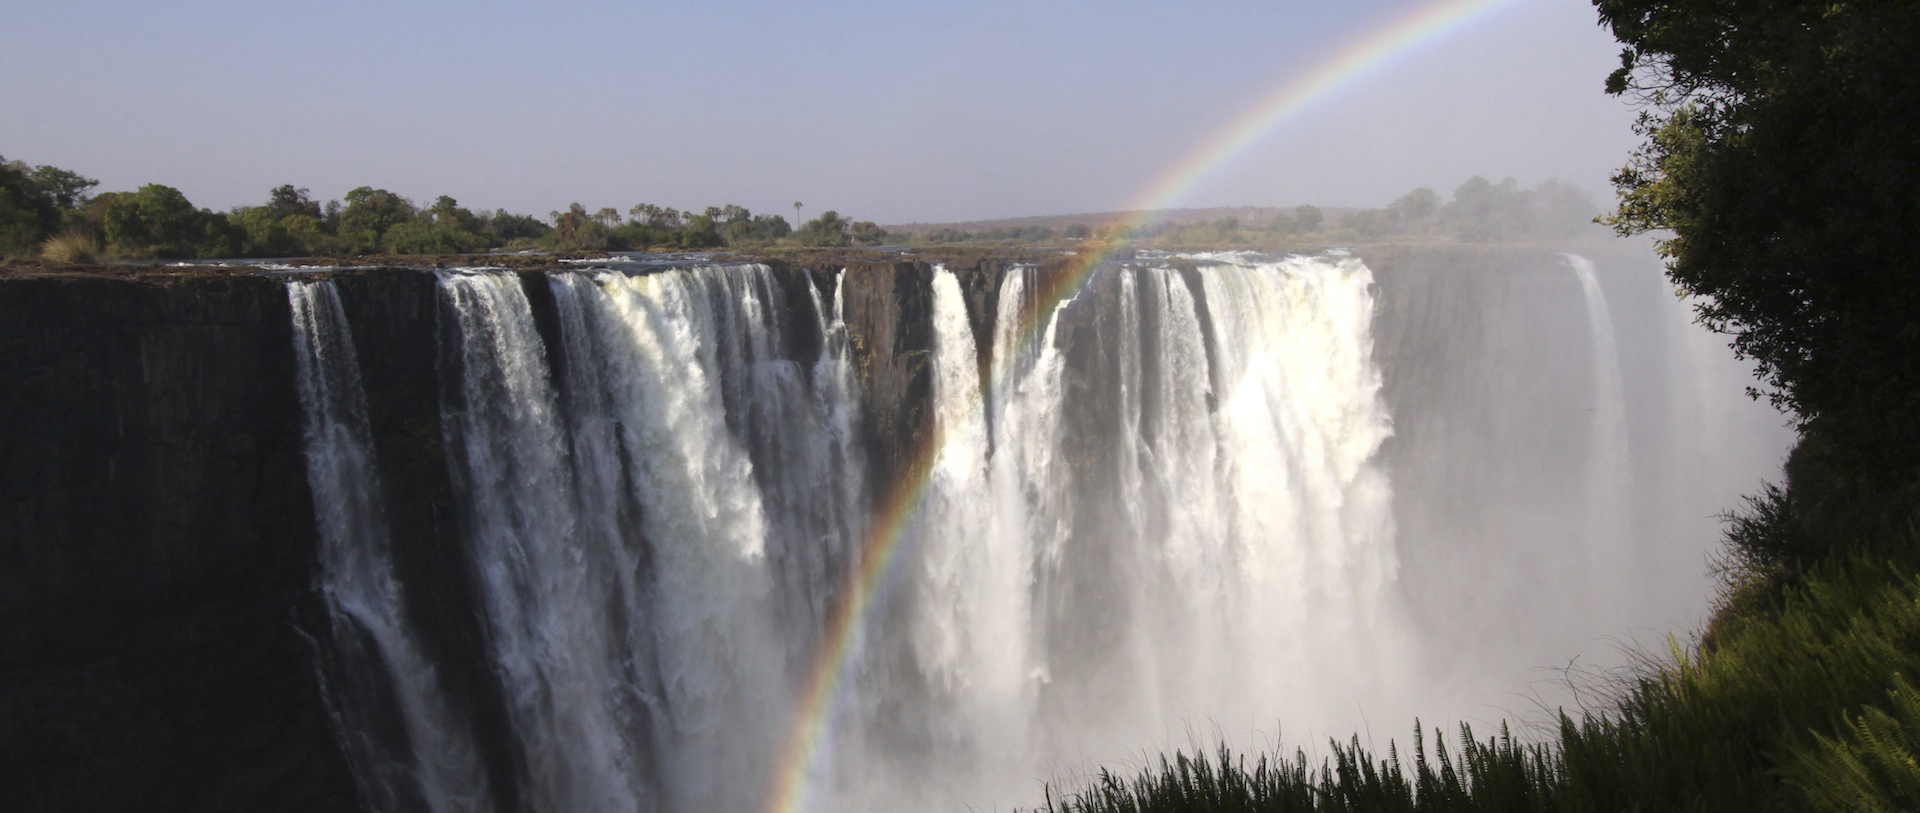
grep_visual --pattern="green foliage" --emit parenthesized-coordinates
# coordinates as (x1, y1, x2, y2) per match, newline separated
(1597, 0, 1920, 484)
(1787, 674, 1920, 813)
(1036, 6, 1919, 812)
(267, 184, 322, 219)
(0, 155, 67, 257)
(484, 209, 551, 243)
(916, 224, 1060, 245)
(1036, 549, 1920, 813)
(28, 164, 97, 211)
(98, 184, 238, 259)
(798, 210, 852, 247)
(1040, 725, 1562, 812)
(338, 186, 416, 253)
(848, 219, 887, 246)
(0, 155, 884, 259)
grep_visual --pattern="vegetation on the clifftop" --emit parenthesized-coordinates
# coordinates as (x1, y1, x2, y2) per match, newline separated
(0, 162, 888, 262)
(894, 178, 1604, 249)
(1036, 2, 1920, 810)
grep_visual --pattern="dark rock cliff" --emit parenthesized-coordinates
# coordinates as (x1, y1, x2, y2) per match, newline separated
(0, 272, 357, 812)
(7, 247, 1605, 811)
(836, 262, 936, 492)
(0, 259, 964, 812)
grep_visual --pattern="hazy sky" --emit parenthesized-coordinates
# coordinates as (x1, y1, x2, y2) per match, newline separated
(1, 0, 1636, 224)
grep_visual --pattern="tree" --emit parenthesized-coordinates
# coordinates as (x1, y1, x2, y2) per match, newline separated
(548, 202, 608, 250)
(798, 210, 851, 247)
(1387, 187, 1439, 226)
(0, 157, 60, 257)
(1439, 176, 1529, 241)
(486, 209, 551, 243)
(1292, 204, 1323, 233)
(428, 195, 482, 234)
(1596, 1, 1920, 476)
(267, 184, 322, 219)
(231, 205, 298, 257)
(628, 203, 683, 229)
(338, 186, 415, 253)
(29, 165, 97, 212)
(98, 184, 238, 259)
(676, 213, 721, 248)
(233, 185, 329, 256)
(1342, 208, 1390, 240)
(849, 220, 887, 246)
(1528, 180, 1598, 239)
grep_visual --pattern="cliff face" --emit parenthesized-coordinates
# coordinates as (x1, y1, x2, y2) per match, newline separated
(0, 260, 960, 811)
(837, 262, 935, 490)
(21, 251, 1621, 811)
(0, 272, 357, 812)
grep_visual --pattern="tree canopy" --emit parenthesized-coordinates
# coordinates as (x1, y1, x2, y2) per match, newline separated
(0, 154, 891, 261)
(1597, 0, 1920, 482)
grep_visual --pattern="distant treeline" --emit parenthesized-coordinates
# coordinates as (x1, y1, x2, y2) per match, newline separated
(0, 155, 886, 261)
(1133, 177, 1602, 247)
(906, 177, 1602, 248)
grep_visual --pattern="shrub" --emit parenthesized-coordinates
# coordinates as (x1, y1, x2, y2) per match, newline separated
(39, 231, 101, 263)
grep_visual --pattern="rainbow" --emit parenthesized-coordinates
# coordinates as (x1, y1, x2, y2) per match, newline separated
(763, 1, 1525, 810)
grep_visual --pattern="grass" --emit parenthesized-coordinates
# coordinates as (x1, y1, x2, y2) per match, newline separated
(1034, 538, 1920, 813)
(40, 232, 102, 263)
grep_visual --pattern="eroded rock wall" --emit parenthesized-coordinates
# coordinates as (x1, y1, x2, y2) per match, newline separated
(0, 260, 971, 812)
(0, 272, 358, 812)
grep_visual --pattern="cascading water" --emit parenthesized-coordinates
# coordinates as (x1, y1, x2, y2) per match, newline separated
(288, 280, 494, 813)
(1567, 254, 1634, 590)
(301, 249, 1787, 813)
(436, 270, 649, 813)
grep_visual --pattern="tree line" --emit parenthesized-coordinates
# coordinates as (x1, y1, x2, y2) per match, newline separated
(1131, 178, 1601, 248)
(0, 159, 886, 261)
(900, 178, 1600, 249)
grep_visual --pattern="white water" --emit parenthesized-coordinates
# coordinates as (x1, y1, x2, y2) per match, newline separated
(1568, 253, 1635, 601)
(437, 271, 649, 813)
(288, 280, 494, 813)
(299, 252, 1787, 813)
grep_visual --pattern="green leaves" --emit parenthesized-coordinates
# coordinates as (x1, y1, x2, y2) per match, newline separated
(1789, 675, 1920, 812)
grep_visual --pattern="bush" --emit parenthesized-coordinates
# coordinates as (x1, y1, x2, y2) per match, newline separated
(39, 232, 101, 263)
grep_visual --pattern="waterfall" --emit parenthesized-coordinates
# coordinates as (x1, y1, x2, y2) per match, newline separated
(436, 270, 647, 813)
(1567, 254, 1634, 583)
(288, 280, 494, 813)
(302, 249, 1784, 813)
(542, 266, 815, 813)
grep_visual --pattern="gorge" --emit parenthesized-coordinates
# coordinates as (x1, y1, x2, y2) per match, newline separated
(0, 245, 1788, 812)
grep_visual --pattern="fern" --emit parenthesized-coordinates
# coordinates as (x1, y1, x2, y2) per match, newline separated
(1788, 673, 1920, 812)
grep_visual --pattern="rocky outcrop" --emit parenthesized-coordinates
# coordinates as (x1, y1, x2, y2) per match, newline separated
(835, 261, 936, 492)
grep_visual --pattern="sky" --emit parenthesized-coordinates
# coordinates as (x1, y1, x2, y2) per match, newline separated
(0, 0, 1637, 225)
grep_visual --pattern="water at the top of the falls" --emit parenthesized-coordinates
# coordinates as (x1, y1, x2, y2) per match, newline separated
(305, 250, 1788, 813)
(288, 280, 495, 813)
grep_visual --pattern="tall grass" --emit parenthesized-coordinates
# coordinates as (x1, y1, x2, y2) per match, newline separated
(40, 232, 101, 263)
(1035, 544, 1920, 812)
